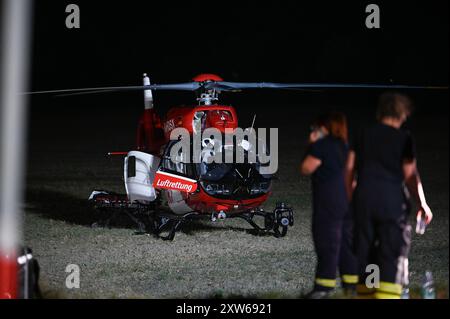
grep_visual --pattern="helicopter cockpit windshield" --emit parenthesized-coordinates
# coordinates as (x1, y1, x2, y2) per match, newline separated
(161, 128, 272, 199)
(197, 136, 229, 181)
(197, 137, 270, 180)
(197, 139, 272, 198)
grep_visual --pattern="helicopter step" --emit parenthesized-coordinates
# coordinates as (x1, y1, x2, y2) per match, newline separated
(88, 190, 200, 240)
(88, 190, 159, 234)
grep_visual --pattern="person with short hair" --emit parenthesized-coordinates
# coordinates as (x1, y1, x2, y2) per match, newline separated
(301, 112, 358, 299)
(346, 92, 433, 299)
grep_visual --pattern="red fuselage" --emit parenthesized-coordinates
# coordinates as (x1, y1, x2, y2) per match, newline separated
(136, 104, 270, 214)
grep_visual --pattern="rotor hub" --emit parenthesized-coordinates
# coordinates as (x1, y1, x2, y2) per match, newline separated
(193, 74, 223, 105)
(192, 74, 224, 82)
(197, 89, 219, 105)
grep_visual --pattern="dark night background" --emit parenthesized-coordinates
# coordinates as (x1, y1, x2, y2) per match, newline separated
(31, 1, 448, 87)
(25, 0, 448, 159)
(24, 0, 448, 146)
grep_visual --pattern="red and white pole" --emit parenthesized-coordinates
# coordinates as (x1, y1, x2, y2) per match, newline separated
(0, 0, 33, 299)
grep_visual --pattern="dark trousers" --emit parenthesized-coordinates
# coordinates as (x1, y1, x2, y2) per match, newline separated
(353, 182, 412, 298)
(312, 207, 358, 291)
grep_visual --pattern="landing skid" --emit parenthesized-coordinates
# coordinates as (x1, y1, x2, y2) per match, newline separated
(89, 191, 294, 241)
(231, 203, 294, 238)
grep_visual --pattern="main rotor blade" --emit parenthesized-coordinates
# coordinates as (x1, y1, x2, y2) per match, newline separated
(208, 81, 449, 91)
(25, 81, 448, 96)
(24, 82, 202, 95)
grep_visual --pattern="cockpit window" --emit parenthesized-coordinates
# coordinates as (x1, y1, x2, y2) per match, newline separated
(198, 162, 232, 181)
(192, 111, 206, 134)
(161, 140, 195, 178)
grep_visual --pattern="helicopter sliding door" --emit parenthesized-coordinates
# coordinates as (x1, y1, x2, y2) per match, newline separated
(156, 141, 197, 214)
(124, 151, 160, 203)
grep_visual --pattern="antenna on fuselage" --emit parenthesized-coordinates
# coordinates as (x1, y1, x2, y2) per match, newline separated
(251, 114, 256, 130)
(143, 73, 153, 109)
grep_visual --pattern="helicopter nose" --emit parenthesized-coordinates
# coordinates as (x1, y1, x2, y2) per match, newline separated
(230, 165, 257, 195)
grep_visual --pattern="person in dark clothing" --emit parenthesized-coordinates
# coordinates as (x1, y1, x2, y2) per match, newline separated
(301, 112, 358, 299)
(346, 92, 433, 299)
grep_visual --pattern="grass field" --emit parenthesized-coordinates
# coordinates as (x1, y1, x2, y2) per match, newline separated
(24, 96, 449, 298)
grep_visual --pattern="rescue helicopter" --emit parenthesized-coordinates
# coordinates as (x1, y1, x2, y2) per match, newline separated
(29, 74, 447, 240)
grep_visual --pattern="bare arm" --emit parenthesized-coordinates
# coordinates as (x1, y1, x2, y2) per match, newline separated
(403, 159, 433, 224)
(300, 155, 321, 176)
(300, 131, 324, 176)
(344, 150, 357, 201)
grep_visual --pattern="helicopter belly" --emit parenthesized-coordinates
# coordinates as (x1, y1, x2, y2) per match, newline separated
(164, 189, 193, 214)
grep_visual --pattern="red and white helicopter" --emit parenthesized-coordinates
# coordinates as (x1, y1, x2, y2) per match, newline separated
(91, 73, 293, 240)
(30, 74, 446, 240)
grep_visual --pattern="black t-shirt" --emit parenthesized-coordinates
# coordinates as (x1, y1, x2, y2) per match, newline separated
(307, 136, 349, 215)
(351, 123, 416, 184)
(307, 135, 349, 184)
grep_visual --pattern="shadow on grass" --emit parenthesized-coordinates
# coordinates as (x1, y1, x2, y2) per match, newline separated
(25, 188, 271, 237)
(26, 188, 135, 229)
(177, 221, 274, 238)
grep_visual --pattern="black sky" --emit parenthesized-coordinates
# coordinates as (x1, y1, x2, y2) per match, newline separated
(30, 1, 449, 90)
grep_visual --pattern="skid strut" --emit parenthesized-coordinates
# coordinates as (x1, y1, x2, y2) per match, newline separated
(151, 212, 201, 241)
(233, 202, 294, 238)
